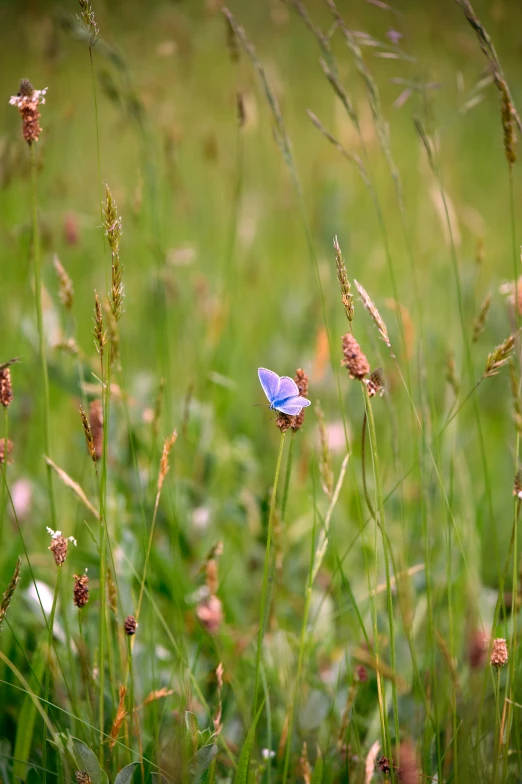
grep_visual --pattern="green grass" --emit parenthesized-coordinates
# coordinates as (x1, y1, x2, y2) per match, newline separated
(1, 0, 522, 780)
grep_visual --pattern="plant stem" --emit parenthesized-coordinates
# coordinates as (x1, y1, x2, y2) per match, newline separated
(30, 144, 56, 526)
(42, 567, 61, 784)
(0, 406, 8, 545)
(253, 431, 286, 711)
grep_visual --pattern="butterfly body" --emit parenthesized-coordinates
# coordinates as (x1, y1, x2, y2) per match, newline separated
(258, 367, 311, 415)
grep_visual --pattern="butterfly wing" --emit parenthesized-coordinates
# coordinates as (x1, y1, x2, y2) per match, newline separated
(258, 367, 281, 404)
(275, 397, 311, 415)
(276, 376, 299, 400)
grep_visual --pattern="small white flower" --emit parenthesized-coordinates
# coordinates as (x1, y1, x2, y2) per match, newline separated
(261, 749, 275, 760)
(68, 536, 77, 547)
(46, 527, 62, 539)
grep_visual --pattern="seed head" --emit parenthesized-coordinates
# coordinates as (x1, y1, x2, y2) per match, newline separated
(75, 773, 92, 784)
(341, 333, 370, 379)
(47, 528, 76, 567)
(9, 80, 47, 145)
(484, 334, 516, 378)
(490, 637, 508, 668)
(73, 572, 90, 608)
(333, 236, 354, 322)
(378, 756, 391, 775)
(0, 439, 13, 466)
(158, 430, 177, 492)
(124, 615, 138, 635)
(0, 557, 21, 633)
(500, 79, 517, 168)
(88, 399, 103, 461)
(77, 0, 99, 48)
(354, 279, 391, 349)
(365, 368, 384, 398)
(53, 255, 74, 311)
(93, 292, 107, 357)
(291, 368, 309, 432)
(0, 368, 13, 408)
(196, 593, 223, 635)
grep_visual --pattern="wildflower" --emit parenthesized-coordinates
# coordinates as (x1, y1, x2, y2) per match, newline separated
(124, 615, 138, 635)
(341, 333, 370, 379)
(9, 80, 47, 145)
(73, 572, 89, 608)
(490, 637, 508, 668)
(0, 439, 13, 466)
(47, 527, 76, 567)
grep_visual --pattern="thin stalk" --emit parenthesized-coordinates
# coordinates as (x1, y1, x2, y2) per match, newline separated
(253, 431, 286, 710)
(364, 389, 400, 755)
(30, 144, 56, 525)
(98, 351, 110, 762)
(492, 668, 502, 783)
(42, 567, 61, 784)
(0, 406, 8, 544)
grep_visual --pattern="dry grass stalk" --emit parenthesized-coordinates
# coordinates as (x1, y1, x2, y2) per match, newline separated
(109, 685, 127, 750)
(158, 429, 178, 492)
(299, 742, 312, 784)
(315, 401, 333, 498)
(0, 439, 13, 466)
(334, 236, 354, 322)
(93, 291, 107, 358)
(354, 279, 391, 349)
(224, 14, 240, 62)
(0, 557, 21, 633)
(484, 333, 516, 378)
(472, 292, 492, 342)
(77, 0, 99, 47)
(306, 110, 370, 187)
(141, 687, 174, 707)
(9, 80, 47, 145)
(455, 0, 520, 167)
(53, 255, 74, 311)
(45, 456, 99, 519)
(73, 572, 89, 608)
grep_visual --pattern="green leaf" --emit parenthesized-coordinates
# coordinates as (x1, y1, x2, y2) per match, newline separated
(114, 762, 139, 784)
(72, 738, 109, 784)
(12, 640, 46, 781)
(192, 744, 218, 783)
(233, 698, 266, 784)
(311, 749, 323, 784)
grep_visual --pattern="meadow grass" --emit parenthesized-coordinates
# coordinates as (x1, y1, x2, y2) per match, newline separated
(0, 0, 522, 781)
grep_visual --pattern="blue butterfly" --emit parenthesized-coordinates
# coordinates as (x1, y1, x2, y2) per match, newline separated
(258, 367, 311, 415)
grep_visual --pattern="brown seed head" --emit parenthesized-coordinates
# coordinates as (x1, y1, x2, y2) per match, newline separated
(93, 291, 107, 357)
(491, 637, 508, 667)
(158, 430, 178, 492)
(124, 615, 138, 636)
(341, 333, 370, 379)
(75, 773, 92, 784)
(365, 368, 384, 398)
(0, 368, 13, 408)
(333, 236, 354, 322)
(196, 594, 223, 635)
(291, 368, 309, 431)
(378, 756, 391, 775)
(49, 535, 68, 567)
(0, 439, 13, 466)
(73, 573, 90, 608)
(500, 79, 517, 168)
(0, 557, 21, 633)
(276, 413, 294, 433)
(484, 334, 516, 378)
(88, 399, 103, 461)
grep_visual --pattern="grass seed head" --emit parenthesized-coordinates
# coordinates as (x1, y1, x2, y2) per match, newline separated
(472, 292, 492, 343)
(0, 557, 21, 633)
(158, 429, 178, 492)
(77, 0, 99, 48)
(53, 255, 74, 312)
(88, 399, 103, 461)
(291, 368, 309, 431)
(341, 333, 370, 379)
(484, 333, 516, 378)
(354, 279, 391, 348)
(334, 236, 354, 322)
(93, 292, 107, 357)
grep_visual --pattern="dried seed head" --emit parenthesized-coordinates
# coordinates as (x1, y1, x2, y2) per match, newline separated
(158, 430, 177, 492)
(341, 333, 370, 379)
(491, 637, 508, 667)
(0, 368, 13, 408)
(75, 772, 92, 784)
(93, 291, 107, 357)
(73, 572, 90, 608)
(79, 406, 96, 462)
(89, 399, 103, 461)
(196, 593, 223, 635)
(276, 413, 294, 433)
(9, 81, 47, 144)
(0, 439, 13, 466)
(124, 615, 138, 635)
(354, 279, 391, 349)
(472, 292, 492, 343)
(500, 79, 517, 168)
(365, 368, 385, 398)
(333, 236, 354, 322)
(378, 756, 391, 774)
(53, 255, 74, 311)
(484, 334, 516, 378)
(0, 557, 21, 633)
(77, 0, 99, 47)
